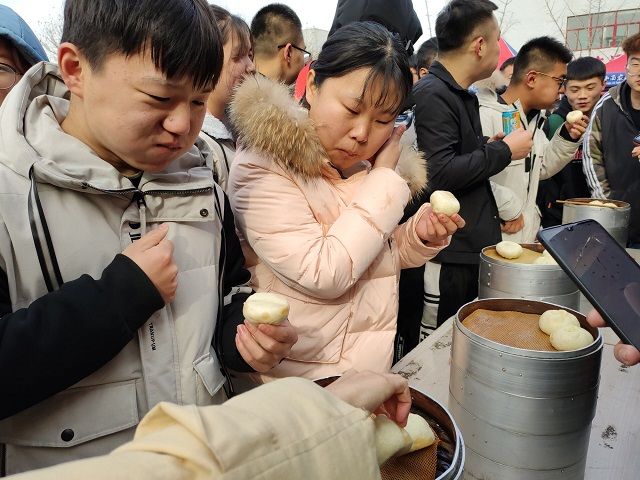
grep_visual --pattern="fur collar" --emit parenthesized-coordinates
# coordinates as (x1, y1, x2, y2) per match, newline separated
(229, 75, 427, 197)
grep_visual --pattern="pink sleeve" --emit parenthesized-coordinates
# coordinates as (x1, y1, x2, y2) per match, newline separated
(394, 204, 449, 269)
(230, 163, 410, 300)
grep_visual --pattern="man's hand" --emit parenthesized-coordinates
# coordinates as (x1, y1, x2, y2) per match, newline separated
(503, 128, 533, 160)
(488, 132, 506, 143)
(416, 209, 466, 246)
(123, 224, 178, 303)
(565, 115, 589, 141)
(501, 213, 525, 234)
(235, 319, 298, 373)
(325, 370, 412, 427)
(632, 145, 640, 159)
(586, 310, 640, 366)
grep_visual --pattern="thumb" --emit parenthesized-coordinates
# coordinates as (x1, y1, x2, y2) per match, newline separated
(390, 125, 406, 142)
(136, 223, 170, 250)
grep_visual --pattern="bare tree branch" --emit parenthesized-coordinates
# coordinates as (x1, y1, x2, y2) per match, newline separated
(36, 10, 63, 63)
(543, 0, 566, 38)
(495, 0, 519, 35)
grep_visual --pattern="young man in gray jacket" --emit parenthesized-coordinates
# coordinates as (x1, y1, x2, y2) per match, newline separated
(0, 0, 296, 474)
(478, 36, 586, 242)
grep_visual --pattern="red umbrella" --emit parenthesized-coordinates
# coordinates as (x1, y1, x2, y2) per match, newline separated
(498, 38, 518, 68)
(604, 54, 627, 87)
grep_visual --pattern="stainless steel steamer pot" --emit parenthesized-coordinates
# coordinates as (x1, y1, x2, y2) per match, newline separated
(449, 298, 603, 479)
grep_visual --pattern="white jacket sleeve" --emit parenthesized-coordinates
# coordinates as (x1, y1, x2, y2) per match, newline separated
(491, 180, 523, 221)
(539, 129, 580, 180)
(10, 378, 380, 480)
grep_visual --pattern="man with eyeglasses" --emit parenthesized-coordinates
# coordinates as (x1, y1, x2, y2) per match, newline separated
(0, 5, 48, 105)
(478, 36, 586, 243)
(250, 4, 307, 85)
(584, 32, 640, 248)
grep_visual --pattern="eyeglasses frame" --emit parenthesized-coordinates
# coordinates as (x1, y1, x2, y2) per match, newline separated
(277, 43, 312, 63)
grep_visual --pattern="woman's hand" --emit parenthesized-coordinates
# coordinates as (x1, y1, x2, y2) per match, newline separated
(325, 370, 412, 427)
(236, 319, 298, 373)
(416, 209, 466, 246)
(371, 125, 406, 170)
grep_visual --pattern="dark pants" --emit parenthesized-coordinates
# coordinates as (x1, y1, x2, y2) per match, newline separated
(437, 263, 480, 326)
(395, 266, 425, 363)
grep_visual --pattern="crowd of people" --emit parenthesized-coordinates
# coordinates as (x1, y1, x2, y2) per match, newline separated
(0, 0, 638, 478)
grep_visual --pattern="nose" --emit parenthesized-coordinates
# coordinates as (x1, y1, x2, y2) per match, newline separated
(349, 118, 370, 144)
(246, 57, 256, 75)
(163, 103, 191, 136)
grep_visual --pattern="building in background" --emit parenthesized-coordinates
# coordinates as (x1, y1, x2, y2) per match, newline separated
(565, 8, 639, 59)
(302, 28, 328, 60)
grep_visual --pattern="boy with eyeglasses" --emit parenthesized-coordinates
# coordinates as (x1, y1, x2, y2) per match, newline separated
(584, 32, 640, 248)
(0, 5, 48, 105)
(478, 36, 586, 243)
(537, 56, 606, 227)
(250, 4, 307, 85)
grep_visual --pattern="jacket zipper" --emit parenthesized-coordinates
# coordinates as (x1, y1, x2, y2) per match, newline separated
(80, 182, 213, 197)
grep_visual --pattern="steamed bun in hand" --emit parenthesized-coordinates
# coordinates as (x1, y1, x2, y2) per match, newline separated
(430, 191, 460, 216)
(566, 110, 584, 124)
(243, 292, 290, 325)
(373, 413, 437, 465)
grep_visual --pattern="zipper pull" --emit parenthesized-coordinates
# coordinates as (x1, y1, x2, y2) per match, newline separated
(133, 191, 148, 234)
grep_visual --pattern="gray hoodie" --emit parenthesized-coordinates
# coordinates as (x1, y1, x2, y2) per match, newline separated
(0, 62, 227, 474)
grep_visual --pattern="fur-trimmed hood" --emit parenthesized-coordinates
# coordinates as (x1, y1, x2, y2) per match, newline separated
(229, 75, 427, 197)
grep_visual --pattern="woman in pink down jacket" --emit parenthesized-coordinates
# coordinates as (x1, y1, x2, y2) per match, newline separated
(228, 22, 465, 382)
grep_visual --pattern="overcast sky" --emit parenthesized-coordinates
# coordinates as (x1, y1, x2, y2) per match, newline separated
(2, 0, 448, 46)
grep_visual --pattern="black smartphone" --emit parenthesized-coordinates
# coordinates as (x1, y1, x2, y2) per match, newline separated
(537, 220, 640, 350)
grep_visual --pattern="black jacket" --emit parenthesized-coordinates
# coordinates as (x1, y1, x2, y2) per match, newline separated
(329, 0, 422, 54)
(410, 62, 512, 264)
(0, 194, 251, 420)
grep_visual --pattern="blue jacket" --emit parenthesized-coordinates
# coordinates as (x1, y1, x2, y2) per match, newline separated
(0, 5, 48, 66)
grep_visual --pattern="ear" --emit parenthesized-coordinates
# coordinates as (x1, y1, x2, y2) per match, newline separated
(524, 70, 537, 89)
(305, 68, 317, 107)
(281, 43, 293, 65)
(474, 36, 485, 58)
(58, 42, 86, 99)
(419, 67, 429, 78)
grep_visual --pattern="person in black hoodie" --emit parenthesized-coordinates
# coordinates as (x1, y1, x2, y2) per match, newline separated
(408, 0, 533, 330)
(537, 57, 605, 227)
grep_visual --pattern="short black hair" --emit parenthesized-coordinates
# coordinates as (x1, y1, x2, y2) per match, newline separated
(566, 56, 605, 82)
(250, 3, 302, 57)
(435, 0, 498, 54)
(511, 36, 573, 83)
(310, 21, 412, 115)
(61, 0, 223, 90)
(416, 37, 438, 71)
(499, 56, 515, 71)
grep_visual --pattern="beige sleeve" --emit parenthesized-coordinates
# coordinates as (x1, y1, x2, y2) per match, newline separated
(11, 379, 380, 480)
